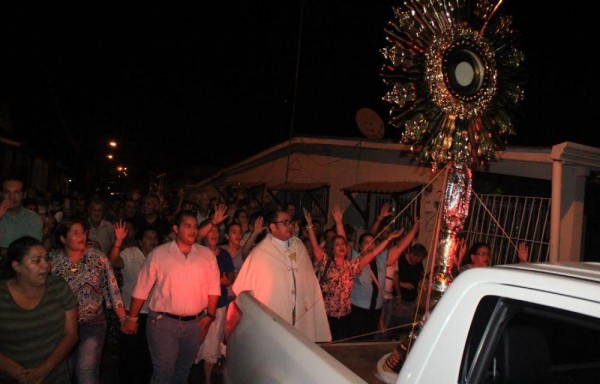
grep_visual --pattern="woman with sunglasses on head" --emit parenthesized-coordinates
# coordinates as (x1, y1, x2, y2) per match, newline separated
(50, 217, 126, 384)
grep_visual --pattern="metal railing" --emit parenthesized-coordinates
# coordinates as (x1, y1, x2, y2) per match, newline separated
(372, 193, 420, 233)
(370, 191, 551, 265)
(463, 193, 551, 265)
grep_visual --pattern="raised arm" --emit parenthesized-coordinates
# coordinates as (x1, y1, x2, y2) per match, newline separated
(357, 229, 404, 269)
(387, 216, 420, 266)
(226, 204, 237, 225)
(370, 203, 393, 235)
(331, 204, 346, 240)
(198, 203, 228, 240)
(110, 220, 128, 268)
(241, 216, 265, 259)
(303, 208, 325, 262)
(517, 241, 529, 263)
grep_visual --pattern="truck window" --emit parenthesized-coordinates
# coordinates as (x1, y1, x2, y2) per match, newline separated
(459, 296, 600, 383)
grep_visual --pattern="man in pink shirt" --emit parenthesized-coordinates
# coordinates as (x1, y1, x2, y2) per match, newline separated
(121, 210, 221, 384)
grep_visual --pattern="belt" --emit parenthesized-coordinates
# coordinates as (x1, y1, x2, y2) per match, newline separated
(159, 311, 204, 321)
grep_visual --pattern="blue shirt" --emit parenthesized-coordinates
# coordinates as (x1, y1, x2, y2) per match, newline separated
(216, 248, 235, 308)
(350, 248, 388, 310)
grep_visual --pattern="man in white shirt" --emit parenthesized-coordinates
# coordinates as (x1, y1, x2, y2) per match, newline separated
(86, 198, 115, 255)
(121, 210, 221, 384)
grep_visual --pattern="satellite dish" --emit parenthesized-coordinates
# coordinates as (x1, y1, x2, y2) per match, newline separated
(356, 108, 385, 139)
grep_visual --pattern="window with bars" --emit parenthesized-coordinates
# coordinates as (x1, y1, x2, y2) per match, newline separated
(268, 184, 330, 226)
(463, 194, 551, 265)
(371, 192, 420, 235)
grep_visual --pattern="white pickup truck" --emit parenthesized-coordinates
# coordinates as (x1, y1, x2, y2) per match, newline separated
(223, 262, 600, 383)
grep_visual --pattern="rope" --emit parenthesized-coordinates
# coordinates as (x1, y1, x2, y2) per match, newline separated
(319, 321, 418, 346)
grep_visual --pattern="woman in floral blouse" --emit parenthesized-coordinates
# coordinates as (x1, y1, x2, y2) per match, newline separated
(303, 205, 404, 341)
(51, 217, 126, 384)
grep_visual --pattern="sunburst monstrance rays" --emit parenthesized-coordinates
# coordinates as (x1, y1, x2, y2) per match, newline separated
(381, 0, 526, 169)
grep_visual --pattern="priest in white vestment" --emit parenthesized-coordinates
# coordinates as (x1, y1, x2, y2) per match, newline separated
(230, 209, 331, 342)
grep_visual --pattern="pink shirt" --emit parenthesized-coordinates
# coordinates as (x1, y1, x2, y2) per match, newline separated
(132, 241, 221, 316)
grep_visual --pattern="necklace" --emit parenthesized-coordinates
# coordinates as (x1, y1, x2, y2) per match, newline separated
(69, 260, 80, 273)
(67, 251, 84, 273)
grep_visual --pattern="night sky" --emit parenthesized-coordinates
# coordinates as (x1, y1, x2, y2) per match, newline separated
(1, 2, 599, 184)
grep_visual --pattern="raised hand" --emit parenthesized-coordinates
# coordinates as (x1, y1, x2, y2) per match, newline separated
(411, 215, 421, 232)
(253, 216, 266, 234)
(213, 203, 229, 225)
(113, 220, 128, 242)
(227, 204, 237, 221)
(517, 241, 529, 263)
(302, 207, 312, 226)
(387, 228, 405, 242)
(330, 204, 343, 224)
(379, 203, 393, 221)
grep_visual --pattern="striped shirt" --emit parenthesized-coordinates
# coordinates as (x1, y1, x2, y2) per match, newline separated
(0, 276, 77, 383)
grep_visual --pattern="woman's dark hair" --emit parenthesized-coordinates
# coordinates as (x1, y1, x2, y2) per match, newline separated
(462, 242, 490, 266)
(136, 226, 158, 242)
(343, 224, 357, 240)
(54, 217, 88, 247)
(358, 232, 375, 246)
(225, 221, 242, 235)
(1, 236, 43, 280)
(409, 243, 428, 258)
(233, 208, 249, 222)
(323, 235, 348, 260)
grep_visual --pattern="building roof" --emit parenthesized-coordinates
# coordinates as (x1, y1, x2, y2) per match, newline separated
(342, 181, 423, 194)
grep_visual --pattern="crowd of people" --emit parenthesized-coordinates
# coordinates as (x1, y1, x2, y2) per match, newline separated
(0, 173, 528, 383)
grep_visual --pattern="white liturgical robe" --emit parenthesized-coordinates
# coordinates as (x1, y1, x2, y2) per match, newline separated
(233, 233, 331, 342)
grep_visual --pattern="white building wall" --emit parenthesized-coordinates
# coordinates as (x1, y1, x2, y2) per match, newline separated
(198, 137, 600, 262)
